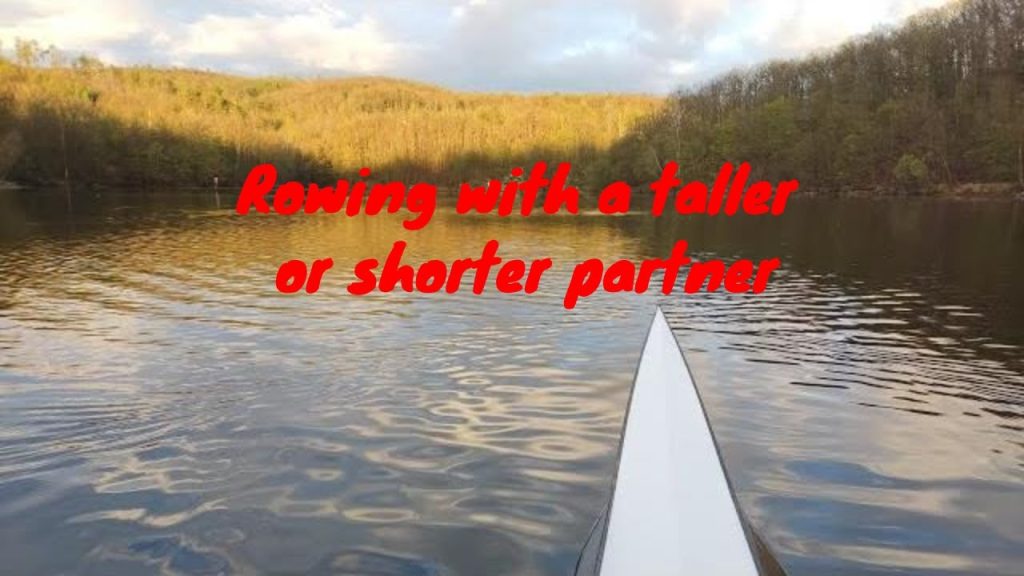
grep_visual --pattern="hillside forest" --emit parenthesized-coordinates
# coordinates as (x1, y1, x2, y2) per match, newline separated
(1, 0, 1023, 196)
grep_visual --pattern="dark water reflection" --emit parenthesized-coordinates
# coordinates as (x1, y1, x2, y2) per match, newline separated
(0, 190, 1021, 575)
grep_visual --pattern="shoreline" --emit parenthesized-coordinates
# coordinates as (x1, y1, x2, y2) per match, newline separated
(797, 182, 1024, 200)
(5, 180, 1024, 202)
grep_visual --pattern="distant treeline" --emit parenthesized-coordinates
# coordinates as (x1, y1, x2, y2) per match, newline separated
(2, 0, 1023, 195)
(0, 43, 657, 188)
(607, 0, 1024, 195)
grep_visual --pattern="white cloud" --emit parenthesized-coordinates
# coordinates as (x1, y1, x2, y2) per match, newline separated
(452, 0, 488, 20)
(735, 0, 950, 55)
(174, 12, 398, 73)
(669, 59, 699, 77)
(0, 0, 955, 92)
(0, 0, 147, 49)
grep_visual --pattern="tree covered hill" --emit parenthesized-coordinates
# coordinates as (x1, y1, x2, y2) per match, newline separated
(3, 0, 1024, 196)
(0, 46, 658, 188)
(607, 0, 1024, 196)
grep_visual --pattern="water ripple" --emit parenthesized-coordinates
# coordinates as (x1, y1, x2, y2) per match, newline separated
(0, 192, 1021, 575)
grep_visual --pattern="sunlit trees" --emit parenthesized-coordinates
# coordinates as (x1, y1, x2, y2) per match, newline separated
(5, 0, 1021, 196)
(0, 51, 658, 188)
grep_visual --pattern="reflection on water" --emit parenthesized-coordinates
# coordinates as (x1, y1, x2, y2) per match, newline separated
(0, 190, 1022, 575)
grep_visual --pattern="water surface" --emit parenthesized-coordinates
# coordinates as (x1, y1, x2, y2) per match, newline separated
(0, 191, 1022, 575)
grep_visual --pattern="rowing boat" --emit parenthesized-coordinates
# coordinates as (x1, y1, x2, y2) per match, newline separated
(576, 307, 762, 575)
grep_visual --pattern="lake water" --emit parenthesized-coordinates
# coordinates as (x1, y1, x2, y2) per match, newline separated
(1, 190, 1022, 575)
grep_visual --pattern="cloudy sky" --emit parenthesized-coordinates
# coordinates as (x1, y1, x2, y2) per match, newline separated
(1, 0, 948, 93)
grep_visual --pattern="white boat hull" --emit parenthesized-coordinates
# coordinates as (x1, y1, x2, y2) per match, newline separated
(584, 307, 759, 576)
